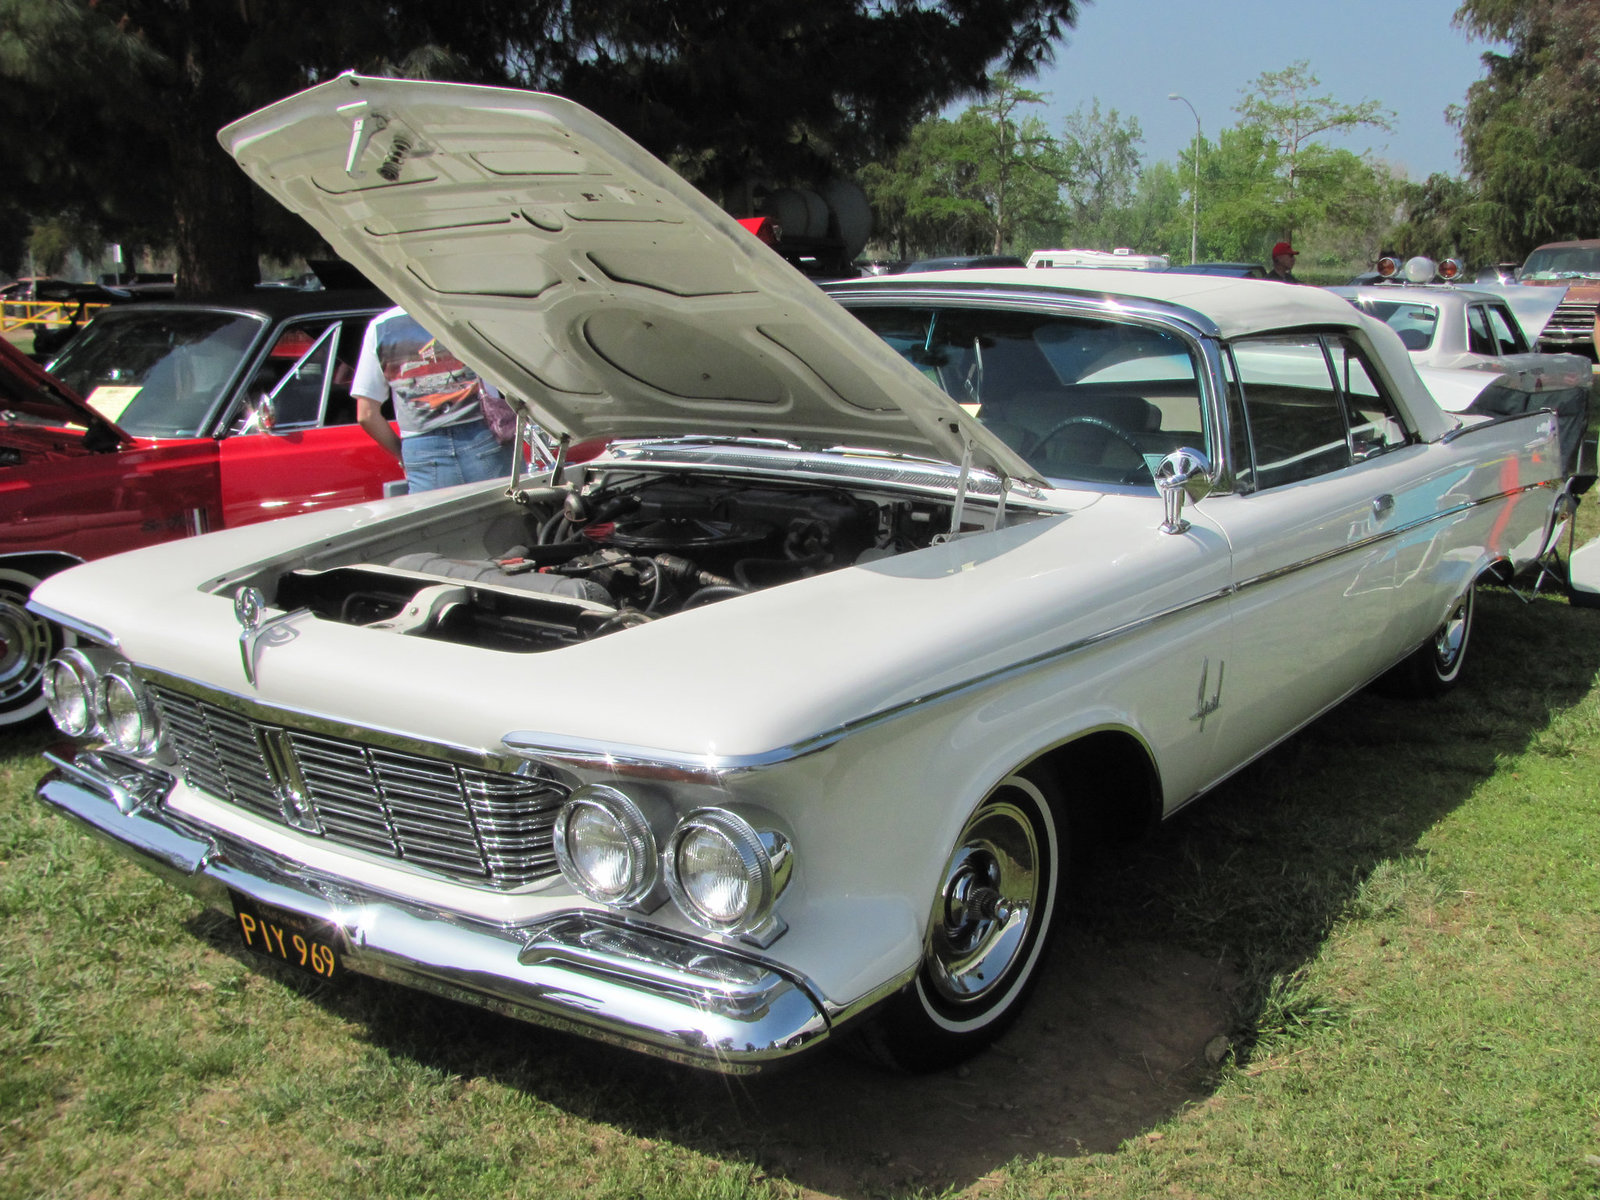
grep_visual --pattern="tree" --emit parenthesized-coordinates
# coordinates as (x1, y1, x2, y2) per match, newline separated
(1054, 102, 1143, 250)
(861, 76, 1065, 258)
(0, 0, 1082, 294)
(1453, 0, 1600, 256)
(1233, 61, 1394, 244)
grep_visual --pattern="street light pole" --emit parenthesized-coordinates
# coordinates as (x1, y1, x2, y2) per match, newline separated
(1168, 93, 1200, 265)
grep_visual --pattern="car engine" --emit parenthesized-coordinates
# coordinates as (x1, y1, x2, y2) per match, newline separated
(270, 472, 957, 652)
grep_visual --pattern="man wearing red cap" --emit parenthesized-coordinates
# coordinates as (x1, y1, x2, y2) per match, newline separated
(1268, 241, 1301, 282)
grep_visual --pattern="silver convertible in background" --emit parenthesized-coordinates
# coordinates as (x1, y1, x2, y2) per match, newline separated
(30, 77, 1587, 1074)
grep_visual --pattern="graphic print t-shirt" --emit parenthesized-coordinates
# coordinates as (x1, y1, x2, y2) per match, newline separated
(352, 307, 491, 436)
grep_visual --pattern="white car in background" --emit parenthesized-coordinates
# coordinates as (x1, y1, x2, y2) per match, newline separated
(28, 76, 1588, 1076)
(1327, 281, 1592, 414)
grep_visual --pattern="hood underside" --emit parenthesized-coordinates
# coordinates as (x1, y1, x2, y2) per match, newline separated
(220, 74, 1042, 485)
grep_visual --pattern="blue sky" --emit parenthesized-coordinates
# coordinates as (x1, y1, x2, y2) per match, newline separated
(1013, 0, 1496, 180)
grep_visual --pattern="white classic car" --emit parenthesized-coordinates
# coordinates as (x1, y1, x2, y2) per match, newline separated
(1326, 281, 1593, 416)
(29, 76, 1586, 1074)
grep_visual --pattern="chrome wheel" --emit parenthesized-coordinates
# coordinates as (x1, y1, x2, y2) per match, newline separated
(1431, 590, 1473, 681)
(851, 769, 1063, 1071)
(923, 800, 1042, 1011)
(0, 567, 68, 725)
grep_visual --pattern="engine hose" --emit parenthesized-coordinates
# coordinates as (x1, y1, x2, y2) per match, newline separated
(538, 510, 582, 545)
(651, 553, 734, 590)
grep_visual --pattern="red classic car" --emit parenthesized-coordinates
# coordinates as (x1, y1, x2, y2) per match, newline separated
(0, 288, 402, 724)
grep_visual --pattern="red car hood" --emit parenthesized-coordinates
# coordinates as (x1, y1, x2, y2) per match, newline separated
(0, 337, 131, 447)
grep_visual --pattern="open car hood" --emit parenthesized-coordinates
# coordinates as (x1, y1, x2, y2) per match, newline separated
(0, 336, 128, 445)
(221, 75, 1044, 485)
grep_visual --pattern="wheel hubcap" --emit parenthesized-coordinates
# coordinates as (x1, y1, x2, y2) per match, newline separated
(1434, 596, 1469, 671)
(925, 800, 1040, 1006)
(0, 593, 52, 707)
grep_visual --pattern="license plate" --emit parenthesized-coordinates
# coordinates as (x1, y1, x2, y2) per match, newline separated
(230, 892, 341, 979)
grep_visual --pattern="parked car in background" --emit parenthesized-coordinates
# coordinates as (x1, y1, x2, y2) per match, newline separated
(1517, 239, 1600, 359)
(0, 288, 401, 725)
(1027, 248, 1169, 270)
(901, 254, 1026, 272)
(31, 76, 1585, 1077)
(1327, 281, 1590, 413)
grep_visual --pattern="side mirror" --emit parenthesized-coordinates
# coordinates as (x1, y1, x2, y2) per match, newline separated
(1154, 447, 1214, 534)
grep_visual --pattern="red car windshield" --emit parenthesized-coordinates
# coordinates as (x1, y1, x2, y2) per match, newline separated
(49, 309, 267, 437)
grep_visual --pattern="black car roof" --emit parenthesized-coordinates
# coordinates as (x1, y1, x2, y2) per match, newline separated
(91, 288, 390, 320)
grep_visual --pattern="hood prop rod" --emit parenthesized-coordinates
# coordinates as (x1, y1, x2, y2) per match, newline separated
(949, 432, 974, 535)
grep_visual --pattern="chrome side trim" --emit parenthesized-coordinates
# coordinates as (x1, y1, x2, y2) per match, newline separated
(35, 755, 834, 1074)
(24, 600, 118, 648)
(1439, 407, 1557, 444)
(504, 582, 1235, 777)
(509, 479, 1552, 778)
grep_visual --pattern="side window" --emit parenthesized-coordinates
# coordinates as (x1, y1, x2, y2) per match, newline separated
(1485, 305, 1528, 355)
(1229, 337, 1350, 488)
(1466, 306, 1497, 356)
(1328, 337, 1409, 460)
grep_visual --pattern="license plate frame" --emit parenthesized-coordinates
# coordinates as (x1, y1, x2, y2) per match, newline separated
(230, 891, 342, 980)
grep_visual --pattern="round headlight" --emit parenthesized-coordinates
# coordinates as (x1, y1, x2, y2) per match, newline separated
(93, 663, 161, 756)
(665, 808, 792, 939)
(43, 647, 113, 738)
(552, 785, 661, 907)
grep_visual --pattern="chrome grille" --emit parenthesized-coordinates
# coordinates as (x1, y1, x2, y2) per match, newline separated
(152, 685, 566, 888)
(1542, 299, 1598, 341)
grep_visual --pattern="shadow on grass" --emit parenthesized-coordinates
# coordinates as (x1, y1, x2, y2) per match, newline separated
(173, 588, 1599, 1199)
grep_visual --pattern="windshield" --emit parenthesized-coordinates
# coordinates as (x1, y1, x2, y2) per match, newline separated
(850, 305, 1206, 486)
(1348, 298, 1439, 351)
(1521, 247, 1600, 280)
(48, 309, 267, 437)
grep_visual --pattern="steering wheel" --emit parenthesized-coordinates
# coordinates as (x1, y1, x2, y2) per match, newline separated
(1031, 414, 1147, 458)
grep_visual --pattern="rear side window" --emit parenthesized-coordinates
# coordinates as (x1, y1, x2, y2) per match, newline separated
(1227, 335, 1409, 491)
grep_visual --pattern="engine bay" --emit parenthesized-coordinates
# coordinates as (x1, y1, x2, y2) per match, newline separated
(270, 469, 979, 652)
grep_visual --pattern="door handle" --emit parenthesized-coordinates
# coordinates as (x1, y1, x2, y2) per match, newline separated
(1371, 493, 1395, 519)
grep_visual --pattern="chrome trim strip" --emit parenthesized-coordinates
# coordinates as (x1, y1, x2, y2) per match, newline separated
(509, 479, 1553, 777)
(1439, 407, 1557, 444)
(24, 600, 118, 648)
(504, 582, 1235, 777)
(35, 756, 833, 1074)
(825, 279, 1225, 340)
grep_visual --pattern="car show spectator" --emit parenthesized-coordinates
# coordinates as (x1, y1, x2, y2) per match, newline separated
(352, 305, 515, 492)
(1267, 241, 1302, 282)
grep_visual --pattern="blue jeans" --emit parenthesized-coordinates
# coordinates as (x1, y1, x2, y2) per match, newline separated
(400, 420, 514, 492)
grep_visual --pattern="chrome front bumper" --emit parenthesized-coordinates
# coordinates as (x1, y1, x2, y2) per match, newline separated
(37, 750, 832, 1074)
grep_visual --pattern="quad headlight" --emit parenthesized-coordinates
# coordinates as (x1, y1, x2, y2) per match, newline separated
(552, 786, 795, 943)
(42, 648, 103, 737)
(665, 807, 792, 943)
(94, 662, 162, 756)
(552, 785, 667, 908)
(42, 649, 162, 755)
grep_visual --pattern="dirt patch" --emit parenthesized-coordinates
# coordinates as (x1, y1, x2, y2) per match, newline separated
(665, 932, 1240, 1198)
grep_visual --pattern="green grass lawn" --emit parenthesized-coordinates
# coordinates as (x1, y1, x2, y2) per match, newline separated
(3, 541, 1599, 1197)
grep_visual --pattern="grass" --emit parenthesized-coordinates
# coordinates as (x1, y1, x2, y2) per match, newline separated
(2, 504, 1600, 1198)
